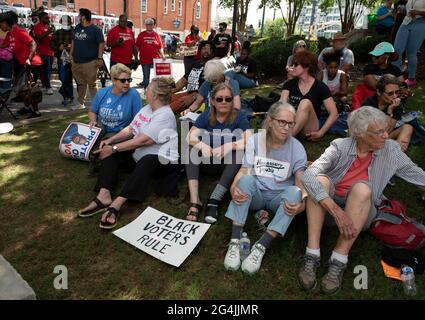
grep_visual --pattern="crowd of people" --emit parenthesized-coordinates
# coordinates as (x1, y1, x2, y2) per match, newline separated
(1, 2, 425, 296)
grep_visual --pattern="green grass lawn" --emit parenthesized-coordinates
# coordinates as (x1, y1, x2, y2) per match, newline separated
(1, 81, 425, 300)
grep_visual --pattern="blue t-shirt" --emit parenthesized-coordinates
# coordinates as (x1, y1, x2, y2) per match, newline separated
(198, 78, 240, 109)
(90, 86, 142, 134)
(72, 24, 104, 63)
(376, 6, 395, 27)
(194, 109, 250, 147)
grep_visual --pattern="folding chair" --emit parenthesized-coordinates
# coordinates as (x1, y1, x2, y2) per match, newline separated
(0, 76, 17, 120)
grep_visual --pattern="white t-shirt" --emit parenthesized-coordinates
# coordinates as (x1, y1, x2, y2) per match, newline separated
(242, 133, 307, 200)
(403, 0, 425, 25)
(130, 105, 179, 163)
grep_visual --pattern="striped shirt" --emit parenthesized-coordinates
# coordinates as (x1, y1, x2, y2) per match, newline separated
(302, 137, 425, 206)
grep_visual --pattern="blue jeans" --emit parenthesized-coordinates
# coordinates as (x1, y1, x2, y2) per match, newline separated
(224, 70, 256, 89)
(225, 175, 302, 235)
(141, 64, 153, 89)
(393, 18, 425, 79)
(41, 55, 53, 89)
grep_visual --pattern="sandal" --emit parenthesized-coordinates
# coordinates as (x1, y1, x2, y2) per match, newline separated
(205, 199, 219, 224)
(99, 207, 120, 230)
(186, 202, 203, 222)
(78, 197, 108, 218)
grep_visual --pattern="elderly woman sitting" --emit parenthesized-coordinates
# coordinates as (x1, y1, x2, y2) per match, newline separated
(223, 101, 308, 275)
(78, 77, 179, 230)
(88, 63, 142, 134)
(184, 59, 241, 114)
(361, 74, 413, 152)
(185, 83, 251, 223)
(298, 106, 425, 295)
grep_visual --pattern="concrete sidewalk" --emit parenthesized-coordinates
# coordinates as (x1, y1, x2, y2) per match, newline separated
(0, 59, 185, 128)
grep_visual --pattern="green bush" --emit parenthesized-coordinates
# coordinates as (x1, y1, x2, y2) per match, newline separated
(348, 34, 392, 63)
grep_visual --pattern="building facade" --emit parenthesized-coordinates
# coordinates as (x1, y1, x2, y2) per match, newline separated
(2, 0, 212, 37)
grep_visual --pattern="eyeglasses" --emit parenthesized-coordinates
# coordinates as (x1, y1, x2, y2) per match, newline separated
(271, 117, 296, 128)
(115, 78, 132, 83)
(384, 90, 400, 97)
(367, 127, 390, 137)
(214, 96, 233, 103)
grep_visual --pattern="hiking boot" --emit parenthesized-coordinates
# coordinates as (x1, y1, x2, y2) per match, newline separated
(297, 253, 321, 291)
(320, 259, 347, 295)
(241, 243, 266, 275)
(224, 239, 241, 271)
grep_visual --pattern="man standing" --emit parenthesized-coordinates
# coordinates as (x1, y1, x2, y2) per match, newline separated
(107, 14, 138, 69)
(213, 22, 232, 59)
(70, 8, 105, 111)
(33, 12, 54, 95)
(318, 32, 354, 74)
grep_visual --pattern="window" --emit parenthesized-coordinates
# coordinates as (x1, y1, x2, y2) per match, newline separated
(178, 0, 182, 16)
(51, 0, 66, 7)
(171, 0, 176, 11)
(196, 2, 201, 19)
(164, 0, 168, 14)
(141, 0, 147, 13)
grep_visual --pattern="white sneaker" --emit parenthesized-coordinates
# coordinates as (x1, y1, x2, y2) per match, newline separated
(224, 239, 241, 271)
(241, 243, 266, 275)
(46, 88, 54, 95)
(71, 103, 86, 111)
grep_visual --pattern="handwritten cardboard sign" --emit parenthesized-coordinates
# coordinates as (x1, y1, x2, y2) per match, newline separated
(113, 207, 211, 267)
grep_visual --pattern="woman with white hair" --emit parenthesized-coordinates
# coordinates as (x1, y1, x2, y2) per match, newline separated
(223, 101, 308, 275)
(184, 59, 241, 114)
(298, 106, 425, 295)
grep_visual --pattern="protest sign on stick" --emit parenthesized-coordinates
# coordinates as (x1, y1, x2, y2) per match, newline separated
(153, 59, 173, 78)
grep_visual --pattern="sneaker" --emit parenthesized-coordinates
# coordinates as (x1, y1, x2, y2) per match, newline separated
(297, 253, 321, 291)
(405, 79, 417, 88)
(71, 103, 86, 111)
(27, 111, 41, 118)
(46, 88, 54, 95)
(241, 243, 266, 275)
(224, 239, 241, 271)
(17, 106, 32, 115)
(320, 259, 347, 295)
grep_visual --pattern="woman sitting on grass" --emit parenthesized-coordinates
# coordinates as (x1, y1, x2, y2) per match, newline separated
(78, 77, 180, 230)
(361, 74, 413, 152)
(185, 83, 251, 224)
(223, 101, 308, 275)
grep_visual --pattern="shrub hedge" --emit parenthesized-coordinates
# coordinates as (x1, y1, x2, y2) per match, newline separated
(348, 34, 392, 63)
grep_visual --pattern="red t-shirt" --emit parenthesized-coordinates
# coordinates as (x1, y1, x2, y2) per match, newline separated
(107, 25, 135, 65)
(135, 31, 163, 65)
(33, 23, 53, 56)
(184, 34, 201, 60)
(4, 26, 34, 65)
(334, 153, 372, 197)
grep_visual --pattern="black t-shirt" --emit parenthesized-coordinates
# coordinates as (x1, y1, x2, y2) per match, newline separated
(184, 60, 206, 92)
(361, 94, 403, 120)
(235, 57, 257, 79)
(363, 63, 402, 81)
(213, 33, 232, 58)
(282, 79, 332, 117)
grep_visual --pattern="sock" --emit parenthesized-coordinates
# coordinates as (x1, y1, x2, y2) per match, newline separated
(306, 247, 321, 258)
(209, 184, 227, 202)
(257, 232, 274, 249)
(231, 225, 243, 240)
(331, 251, 348, 265)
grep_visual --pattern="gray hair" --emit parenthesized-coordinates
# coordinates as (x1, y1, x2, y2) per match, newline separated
(203, 59, 226, 83)
(262, 101, 297, 152)
(145, 18, 154, 25)
(348, 106, 388, 137)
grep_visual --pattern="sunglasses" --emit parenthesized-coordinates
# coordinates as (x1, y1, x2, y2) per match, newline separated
(214, 96, 233, 103)
(115, 78, 132, 83)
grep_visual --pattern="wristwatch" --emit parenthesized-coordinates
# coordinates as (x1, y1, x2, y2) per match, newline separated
(112, 145, 119, 153)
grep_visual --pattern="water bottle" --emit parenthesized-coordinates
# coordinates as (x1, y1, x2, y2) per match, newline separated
(400, 265, 417, 296)
(239, 232, 251, 261)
